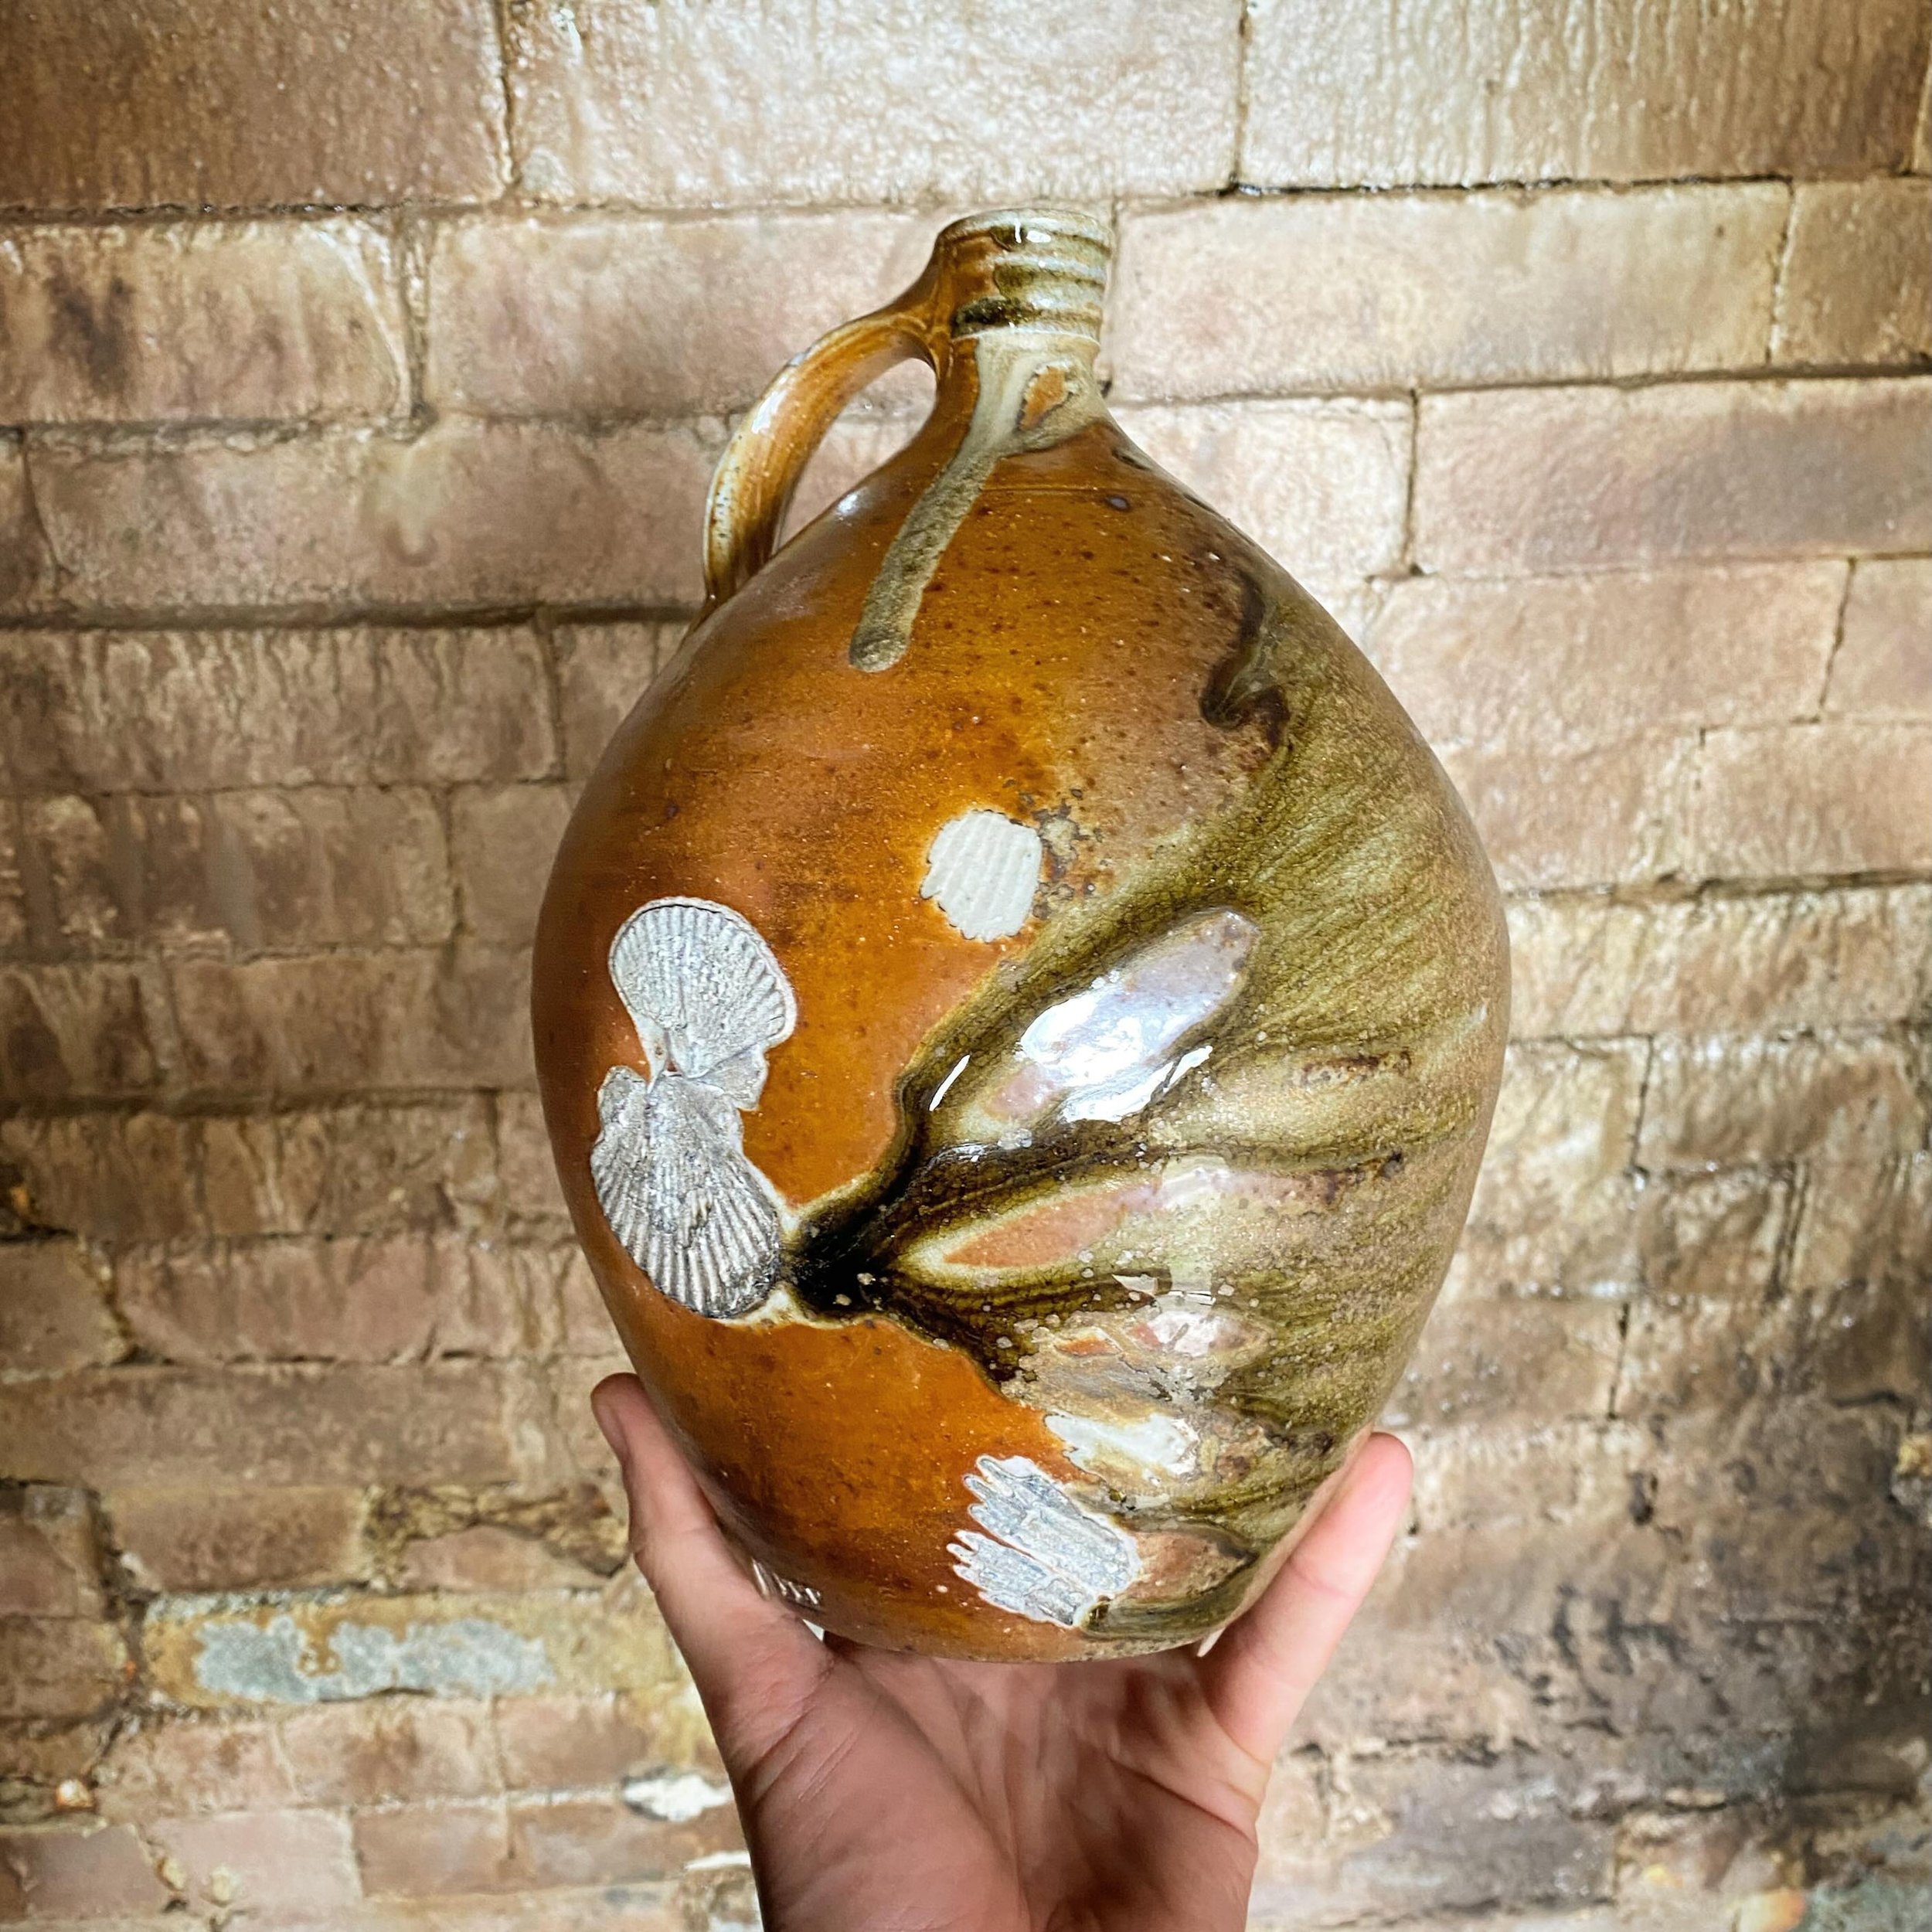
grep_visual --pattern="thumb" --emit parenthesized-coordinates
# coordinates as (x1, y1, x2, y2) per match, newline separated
(592, 1373, 832, 1762)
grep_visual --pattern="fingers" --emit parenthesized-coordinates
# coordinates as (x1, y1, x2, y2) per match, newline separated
(1199, 1431, 1413, 1767)
(592, 1374, 831, 1759)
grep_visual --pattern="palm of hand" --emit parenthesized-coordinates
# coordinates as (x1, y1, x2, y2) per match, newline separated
(594, 1377, 1410, 1932)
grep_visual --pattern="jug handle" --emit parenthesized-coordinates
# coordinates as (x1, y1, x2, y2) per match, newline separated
(702, 277, 940, 607)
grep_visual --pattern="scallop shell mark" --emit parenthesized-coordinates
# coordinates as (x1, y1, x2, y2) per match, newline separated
(922, 811, 1043, 942)
(591, 899, 798, 1319)
(949, 1455, 1141, 1629)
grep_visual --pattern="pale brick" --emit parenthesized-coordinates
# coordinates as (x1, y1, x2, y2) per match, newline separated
(1240, 0, 1930, 185)
(1638, 1169, 1793, 1303)
(1117, 400, 1411, 586)
(428, 209, 945, 418)
(0, 220, 405, 423)
(0, 0, 505, 210)
(399, 1524, 607, 1594)
(1506, 886, 1932, 1041)
(145, 1809, 358, 1917)
(0, 628, 556, 794)
(1369, 566, 1841, 754)
(0, 1823, 168, 1918)
(554, 625, 683, 781)
(95, 1717, 294, 1822)
(511, 1793, 739, 1887)
(1451, 1040, 1645, 1298)
(0, 1237, 121, 1376)
(196, 1098, 495, 1239)
(0, 1363, 529, 1490)
(0, 440, 53, 607)
(0, 1617, 128, 1722)
(0, 961, 170, 1102)
(454, 786, 573, 947)
(0, 802, 25, 952)
(1827, 560, 1932, 723)
(1638, 1031, 1929, 1172)
(1804, 1273, 1930, 1406)
(0, 1488, 103, 1617)
(1789, 1154, 1931, 1295)
(494, 1092, 569, 1226)
(1774, 180, 1932, 369)
(494, 1691, 714, 1793)
(1413, 379, 1932, 573)
(0, 1111, 202, 1243)
(502, 0, 1238, 206)
(18, 787, 454, 957)
(1689, 723, 1932, 879)
(25, 421, 717, 617)
(168, 944, 532, 1097)
(114, 1233, 538, 1366)
(282, 1699, 499, 1807)
(1438, 736, 1697, 891)
(1113, 185, 1786, 400)
(110, 1486, 368, 1594)
(355, 1801, 515, 1896)
(1387, 1296, 1621, 1428)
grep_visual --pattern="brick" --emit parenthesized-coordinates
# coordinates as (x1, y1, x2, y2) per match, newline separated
(1774, 180, 1932, 369)
(24, 421, 718, 618)
(0, 441, 53, 607)
(146, 1809, 358, 1917)
(1113, 185, 1785, 401)
(427, 209, 945, 418)
(1804, 1274, 1930, 1407)
(1388, 1296, 1621, 1429)
(0, 1617, 128, 1722)
(1827, 560, 1932, 723)
(1368, 565, 1841, 756)
(0, 628, 557, 795)
(111, 1233, 539, 1366)
(1638, 1169, 1793, 1303)
(17, 787, 454, 958)
(553, 625, 685, 782)
(502, 0, 1238, 206)
(1688, 723, 1932, 879)
(453, 786, 573, 947)
(168, 944, 532, 1097)
(0, 804, 26, 952)
(196, 1098, 496, 1239)
(1789, 1154, 1932, 1295)
(511, 1793, 739, 1888)
(1451, 1041, 1645, 1298)
(283, 1699, 499, 1807)
(1506, 886, 1932, 1040)
(0, 1111, 202, 1243)
(0, 1822, 168, 1918)
(0, 1488, 103, 1617)
(0, 219, 405, 423)
(0, 1237, 122, 1376)
(95, 1717, 293, 1822)
(1638, 1032, 1930, 1172)
(0, 0, 506, 210)
(110, 1486, 368, 1593)
(1240, 0, 1930, 186)
(0, 961, 170, 1102)
(144, 1584, 679, 1709)
(1117, 400, 1412, 587)
(1439, 735, 1697, 891)
(1413, 379, 1932, 573)
(355, 1802, 516, 1896)
(494, 1093, 568, 1227)
(0, 1363, 529, 1490)
(400, 1526, 607, 1595)
(494, 1692, 714, 1794)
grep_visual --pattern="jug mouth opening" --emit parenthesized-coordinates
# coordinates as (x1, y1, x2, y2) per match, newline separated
(932, 206, 1113, 345)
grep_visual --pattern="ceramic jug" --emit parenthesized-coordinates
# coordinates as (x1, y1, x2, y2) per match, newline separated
(533, 208, 1508, 1661)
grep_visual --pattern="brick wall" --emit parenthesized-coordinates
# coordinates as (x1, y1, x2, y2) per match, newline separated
(2, 4, 1927, 1927)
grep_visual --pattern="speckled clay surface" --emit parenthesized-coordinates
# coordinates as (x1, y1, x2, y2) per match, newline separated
(533, 209, 1509, 1661)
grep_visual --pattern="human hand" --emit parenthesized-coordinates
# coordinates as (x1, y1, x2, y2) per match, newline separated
(594, 1374, 1411, 1932)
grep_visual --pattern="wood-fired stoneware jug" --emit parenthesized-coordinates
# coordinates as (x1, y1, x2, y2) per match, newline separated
(533, 208, 1509, 1660)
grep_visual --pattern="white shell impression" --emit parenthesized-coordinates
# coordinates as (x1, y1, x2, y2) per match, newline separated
(921, 810, 1043, 941)
(949, 1455, 1141, 1628)
(591, 899, 797, 1319)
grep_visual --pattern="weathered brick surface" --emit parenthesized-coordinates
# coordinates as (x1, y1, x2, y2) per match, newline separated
(1113, 186, 1786, 400)
(1773, 179, 1932, 369)
(502, 0, 1239, 206)
(4, 7, 1928, 1924)
(1241, 0, 1931, 186)
(0, 220, 406, 424)
(1414, 379, 1932, 573)
(0, 0, 507, 210)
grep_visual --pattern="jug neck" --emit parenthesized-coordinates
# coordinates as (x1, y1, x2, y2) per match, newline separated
(922, 209, 1111, 379)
